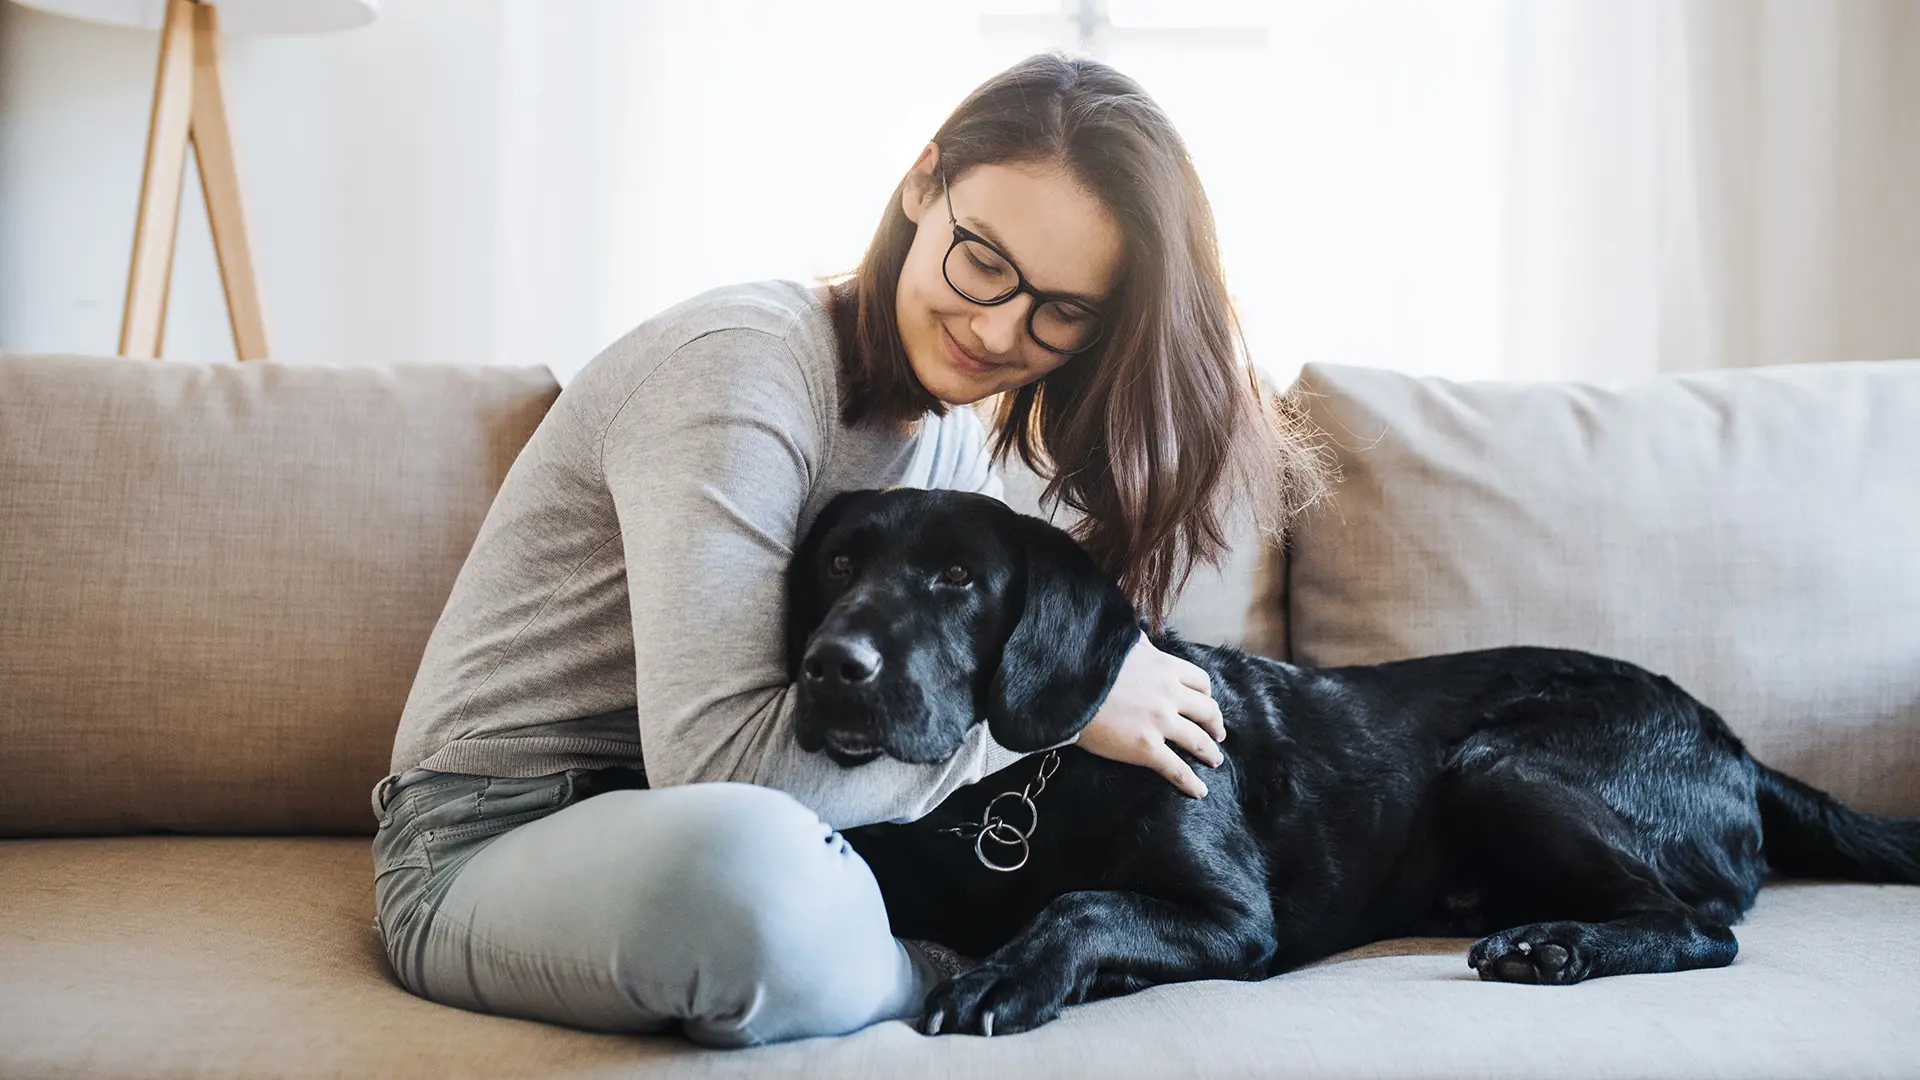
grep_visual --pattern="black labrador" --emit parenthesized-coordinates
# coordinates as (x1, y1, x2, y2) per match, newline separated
(786, 487, 1920, 1037)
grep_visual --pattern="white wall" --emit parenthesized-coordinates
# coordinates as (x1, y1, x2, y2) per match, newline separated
(0, 0, 601, 369)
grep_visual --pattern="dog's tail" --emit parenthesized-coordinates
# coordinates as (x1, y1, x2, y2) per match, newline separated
(1755, 762, 1920, 883)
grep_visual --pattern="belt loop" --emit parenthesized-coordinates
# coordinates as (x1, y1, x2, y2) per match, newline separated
(371, 773, 400, 826)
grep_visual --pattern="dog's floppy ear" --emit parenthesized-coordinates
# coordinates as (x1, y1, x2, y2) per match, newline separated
(785, 490, 875, 678)
(985, 514, 1141, 751)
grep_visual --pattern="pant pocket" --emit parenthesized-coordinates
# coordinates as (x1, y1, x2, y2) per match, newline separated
(414, 774, 575, 885)
(373, 860, 425, 948)
(371, 772, 476, 959)
(372, 823, 433, 976)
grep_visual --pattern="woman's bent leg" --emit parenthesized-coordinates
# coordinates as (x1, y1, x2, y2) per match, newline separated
(382, 778, 937, 1047)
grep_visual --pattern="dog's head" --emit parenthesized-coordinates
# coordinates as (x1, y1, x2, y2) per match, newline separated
(786, 488, 1140, 766)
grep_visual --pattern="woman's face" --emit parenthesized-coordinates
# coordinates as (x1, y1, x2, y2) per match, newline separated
(895, 148, 1125, 407)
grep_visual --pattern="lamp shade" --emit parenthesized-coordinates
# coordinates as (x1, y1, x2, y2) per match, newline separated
(10, 0, 376, 33)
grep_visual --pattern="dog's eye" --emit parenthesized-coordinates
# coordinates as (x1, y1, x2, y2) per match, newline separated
(941, 564, 971, 585)
(829, 554, 853, 577)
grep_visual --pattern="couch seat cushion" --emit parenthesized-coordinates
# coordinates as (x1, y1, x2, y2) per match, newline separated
(2, 837, 1916, 1079)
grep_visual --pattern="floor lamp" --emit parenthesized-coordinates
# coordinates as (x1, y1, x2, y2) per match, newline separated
(11, 0, 375, 360)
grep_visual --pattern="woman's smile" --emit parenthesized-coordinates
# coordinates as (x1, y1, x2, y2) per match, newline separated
(941, 324, 1005, 378)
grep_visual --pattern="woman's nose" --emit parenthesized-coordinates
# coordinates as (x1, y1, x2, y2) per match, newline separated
(970, 295, 1033, 357)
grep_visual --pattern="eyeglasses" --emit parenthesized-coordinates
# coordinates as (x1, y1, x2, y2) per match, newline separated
(941, 168, 1106, 355)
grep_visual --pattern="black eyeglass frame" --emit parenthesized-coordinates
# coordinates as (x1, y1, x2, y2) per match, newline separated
(940, 168, 1107, 356)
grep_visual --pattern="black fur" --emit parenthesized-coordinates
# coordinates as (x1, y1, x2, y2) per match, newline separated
(786, 488, 1920, 1037)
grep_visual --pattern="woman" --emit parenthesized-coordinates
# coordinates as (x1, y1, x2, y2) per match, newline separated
(372, 53, 1324, 1047)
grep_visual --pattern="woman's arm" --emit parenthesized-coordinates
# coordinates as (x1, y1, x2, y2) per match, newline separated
(599, 327, 1025, 830)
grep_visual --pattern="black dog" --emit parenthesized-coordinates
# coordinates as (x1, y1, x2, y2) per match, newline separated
(787, 487, 1920, 1037)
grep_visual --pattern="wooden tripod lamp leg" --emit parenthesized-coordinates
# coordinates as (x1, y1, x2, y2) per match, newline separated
(189, 2, 270, 360)
(119, 0, 195, 359)
(119, 0, 272, 361)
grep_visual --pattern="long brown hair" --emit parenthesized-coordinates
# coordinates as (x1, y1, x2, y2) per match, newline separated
(829, 53, 1328, 626)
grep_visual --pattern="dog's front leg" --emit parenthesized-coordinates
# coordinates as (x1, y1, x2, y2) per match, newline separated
(921, 888, 1273, 1036)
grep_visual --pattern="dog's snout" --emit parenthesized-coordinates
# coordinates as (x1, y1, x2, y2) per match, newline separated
(803, 636, 883, 687)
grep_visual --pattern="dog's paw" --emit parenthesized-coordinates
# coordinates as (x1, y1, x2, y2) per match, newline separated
(1469, 922, 1593, 985)
(919, 961, 1071, 1037)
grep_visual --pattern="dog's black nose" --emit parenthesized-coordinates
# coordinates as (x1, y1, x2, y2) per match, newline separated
(803, 637, 882, 687)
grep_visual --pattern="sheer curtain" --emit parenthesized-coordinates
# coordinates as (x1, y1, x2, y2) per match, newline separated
(478, 0, 1917, 387)
(475, 1, 1062, 385)
(11, 0, 1906, 383)
(1505, 0, 1920, 382)
(478, 0, 1517, 386)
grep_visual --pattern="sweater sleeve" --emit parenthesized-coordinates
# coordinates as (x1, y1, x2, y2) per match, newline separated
(599, 327, 1026, 829)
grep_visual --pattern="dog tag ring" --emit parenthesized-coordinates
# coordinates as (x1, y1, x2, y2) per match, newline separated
(942, 749, 1059, 872)
(975, 820, 1030, 872)
(982, 789, 1038, 837)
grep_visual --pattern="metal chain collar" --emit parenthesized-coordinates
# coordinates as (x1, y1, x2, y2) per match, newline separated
(940, 749, 1061, 872)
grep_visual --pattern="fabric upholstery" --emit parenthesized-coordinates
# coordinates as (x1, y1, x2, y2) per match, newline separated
(3, 837, 1915, 1079)
(5, 353, 1913, 1077)
(1285, 360, 1920, 814)
(0, 354, 559, 836)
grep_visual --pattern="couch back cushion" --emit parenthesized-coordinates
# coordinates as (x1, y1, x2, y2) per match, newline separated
(1285, 360, 1920, 815)
(0, 354, 558, 836)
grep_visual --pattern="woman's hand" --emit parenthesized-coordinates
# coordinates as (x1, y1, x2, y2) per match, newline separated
(1074, 632, 1226, 798)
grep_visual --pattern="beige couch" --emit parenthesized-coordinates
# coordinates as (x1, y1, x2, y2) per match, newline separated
(3, 351, 1916, 1079)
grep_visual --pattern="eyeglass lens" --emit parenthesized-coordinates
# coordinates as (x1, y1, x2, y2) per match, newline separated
(945, 239, 1101, 353)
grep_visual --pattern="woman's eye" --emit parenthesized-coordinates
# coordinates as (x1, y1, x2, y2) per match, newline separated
(942, 565, 971, 585)
(829, 555, 853, 576)
(966, 251, 1005, 277)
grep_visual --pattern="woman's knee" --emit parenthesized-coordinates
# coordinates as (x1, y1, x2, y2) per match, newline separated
(620, 782, 875, 929)
(401, 782, 908, 1045)
(601, 783, 908, 1044)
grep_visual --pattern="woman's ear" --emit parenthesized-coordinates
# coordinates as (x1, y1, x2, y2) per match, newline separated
(785, 490, 875, 679)
(900, 142, 941, 224)
(985, 515, 1140, 751)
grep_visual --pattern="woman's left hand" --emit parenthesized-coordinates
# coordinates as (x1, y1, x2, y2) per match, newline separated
(1072, 632, 1226, 798)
